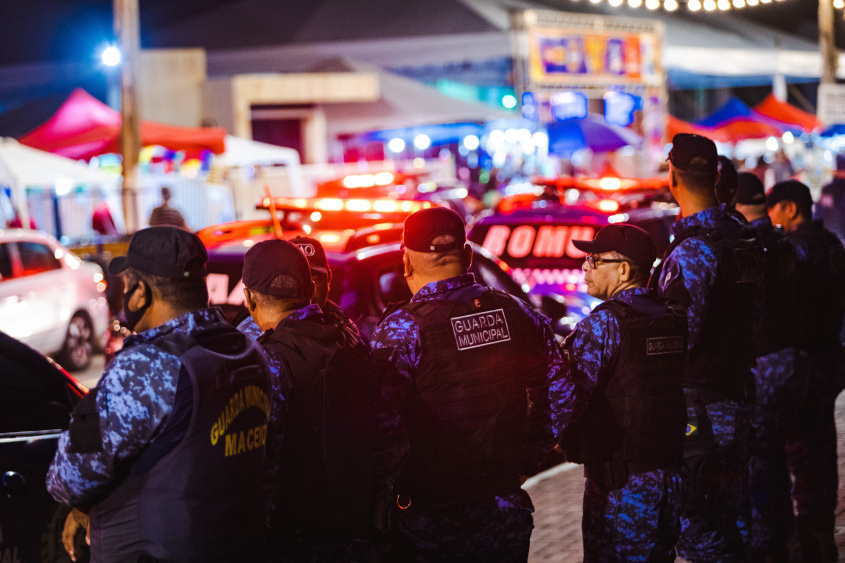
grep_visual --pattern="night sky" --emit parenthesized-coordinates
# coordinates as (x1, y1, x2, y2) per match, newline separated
(0, 0, 827, 67)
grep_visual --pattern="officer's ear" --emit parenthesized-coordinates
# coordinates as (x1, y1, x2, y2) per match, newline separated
(618, 260, 632, 282)
(463, 243, 472, 270)
(785, 200, 799, 220)
(403, 250, 414, 279)
(243, 287, 256, 313)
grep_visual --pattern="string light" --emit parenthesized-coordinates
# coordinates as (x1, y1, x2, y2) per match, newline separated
(563, 0, 807, 12)
(628, 0, 643, 7)
(717, 0, 731, 9)
(689, 0, 702, 10)
(664, 0, 679, 10)
(747, 0, 759, 5)
(608, 0, 623, 6)
(733, 0, 746, 7)
(703, 0, 718, 10)
(835, 0, 845, 9)
(646, 0, 660, 9)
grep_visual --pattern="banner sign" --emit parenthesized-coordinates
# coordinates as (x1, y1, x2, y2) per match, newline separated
(529, 28, 660, 85)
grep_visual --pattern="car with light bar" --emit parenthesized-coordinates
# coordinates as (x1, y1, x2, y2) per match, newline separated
(0, 229, 109, 371)
(0, 330, 89, 562)
(468, 175, 679, 330)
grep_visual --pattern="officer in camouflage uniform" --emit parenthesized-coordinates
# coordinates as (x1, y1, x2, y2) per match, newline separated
(767, 180, 845, 561)
(47, 227, 271, 562)
(650, 134, 762, 562)
(241, 239, 380, 562)
(733, 173, 809, 562)
(561, 224, 687, 562)
(371, 207, 576, 562)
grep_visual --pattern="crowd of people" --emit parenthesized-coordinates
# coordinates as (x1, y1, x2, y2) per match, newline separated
(45, 133, 845, 562)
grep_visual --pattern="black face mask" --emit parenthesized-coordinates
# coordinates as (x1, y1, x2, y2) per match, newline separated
(123, 282, 151, 332)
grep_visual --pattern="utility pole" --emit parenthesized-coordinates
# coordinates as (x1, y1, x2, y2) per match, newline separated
(114, 0, 141, 233)
(820, 0, 838, 84)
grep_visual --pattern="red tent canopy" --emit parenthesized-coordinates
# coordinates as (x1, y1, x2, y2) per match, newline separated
(753, 93, 822, 132)
(666, 115, 724, 142)
(19, 89, 226, 160)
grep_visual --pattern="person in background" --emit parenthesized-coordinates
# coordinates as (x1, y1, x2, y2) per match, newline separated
(561, 224, 687, 562)
(735, 173, 808, 562)
(715, 155, 738, 209)
(650, 134, 762, 562)
(815, 153, 845, 243)
(47, 227, 271, 562)
(149, 186, 187, 229)
(289, 235, 358, 330)
(371, 207, 576, 561)
(240, 239, 380, 561)
(768, 180, 845, 561)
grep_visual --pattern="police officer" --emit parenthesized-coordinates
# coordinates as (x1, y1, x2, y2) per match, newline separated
(561, 224, 686, 562)
(371, 207, 575, 561)
(240, 239, 380, 561)
(289, 235, 358, 329)
(735, 173, 808, 561)
(715, 155, 738, 209)
(767, 180, 845, 561)
(47, 227, 271, 562)
(650, 134, 761, 562)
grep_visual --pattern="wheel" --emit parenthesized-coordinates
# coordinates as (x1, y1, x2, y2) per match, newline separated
(58, 314, 93, 371)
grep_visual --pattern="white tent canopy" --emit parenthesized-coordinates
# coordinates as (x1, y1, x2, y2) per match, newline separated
(220, 135, 302, 168)
(0, 138, 118, 228)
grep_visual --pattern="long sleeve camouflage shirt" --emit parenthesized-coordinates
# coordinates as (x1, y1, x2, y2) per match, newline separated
(370, 273, 578, 486)
(47, 308, 229, 506)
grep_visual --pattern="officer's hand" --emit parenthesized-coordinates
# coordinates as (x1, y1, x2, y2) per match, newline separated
(62, 508, 90, 562)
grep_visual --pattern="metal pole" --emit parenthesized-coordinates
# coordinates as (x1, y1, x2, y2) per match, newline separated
(820, 0, 838, 84)
(115, 0, 141, 233)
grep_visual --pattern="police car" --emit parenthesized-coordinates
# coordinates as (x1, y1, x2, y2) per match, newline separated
(0, 331, 89, 562)
(468, 176, 679, 330)
(203, 230, 568, 339)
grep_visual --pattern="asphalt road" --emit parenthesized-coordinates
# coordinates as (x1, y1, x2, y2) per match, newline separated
(72, 353, 106, 389)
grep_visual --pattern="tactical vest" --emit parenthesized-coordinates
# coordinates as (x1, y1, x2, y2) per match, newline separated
(562, 296, 687, 473)
(789, 222, 845, 355)
(656, 223, 761, 400)
(394, 289, 538, 501)
(262, 316, 377, 544)
(89, 324, 271, 563)
(753, 222, 799, 356)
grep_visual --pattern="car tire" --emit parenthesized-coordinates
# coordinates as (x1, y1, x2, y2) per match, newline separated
(58, 313, 94, 371)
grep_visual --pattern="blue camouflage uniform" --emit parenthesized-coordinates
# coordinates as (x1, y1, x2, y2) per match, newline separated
(654, 205, 756, 562)
(563, 287, 684, 563)
(744, 215, 810, 559)
(48, 308, 230, 506)
(371, 273, 577, 561)
(783, 220, 845, 561)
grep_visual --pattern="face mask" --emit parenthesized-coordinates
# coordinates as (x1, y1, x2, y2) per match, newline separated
(123, 282, 151, 332)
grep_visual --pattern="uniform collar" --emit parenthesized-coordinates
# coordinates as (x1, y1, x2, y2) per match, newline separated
(672, 204, 729, 236)
(286, 303, 323, 322)
(750, 215, 773, 229)
(412, 273, 476, 302)
(609, 286, 654, 306)
(125, 307, 225, 347)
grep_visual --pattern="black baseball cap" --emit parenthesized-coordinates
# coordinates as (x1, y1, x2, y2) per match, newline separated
(289, 236, 329, 275)
(402, 207, 466, 253)
(572, 224, 657, 270)
(767, 180, 813, 211)
(735, 172, 766, 205)
(242, 239, 313, 299)
(109, 227, 207, 279)
(668, 133, 718, 175)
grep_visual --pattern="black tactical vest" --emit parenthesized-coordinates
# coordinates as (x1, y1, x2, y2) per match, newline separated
(90, 324, 271, 563)
(752, 221, 799, 356)
(394, 289, 538, 501)
(562, 296, 687, 471)
(789, 221, 845, 355)
(261, 315, 377, 544)
(655, 222, 762, 400)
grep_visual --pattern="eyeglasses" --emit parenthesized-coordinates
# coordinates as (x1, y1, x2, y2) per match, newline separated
(585, 255, 629, 269)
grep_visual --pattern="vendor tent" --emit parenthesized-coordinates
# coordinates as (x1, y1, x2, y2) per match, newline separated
(696, 98, 792, 142)
(0, 138, 118, 228)
(19, 89, 226, 160)
(753, 94, 822, 132)
(666, 115, 720, 141)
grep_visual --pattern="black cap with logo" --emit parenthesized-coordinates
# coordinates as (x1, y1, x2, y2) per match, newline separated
(402, 207, 466, 253)
(572, 224, 657, 270)
(289, 236, 329, 275)
(109, 226, 207, 279)
(242, 239, 312, 299)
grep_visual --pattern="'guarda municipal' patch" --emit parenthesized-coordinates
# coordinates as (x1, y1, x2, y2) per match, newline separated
(451, 308, 511, 350)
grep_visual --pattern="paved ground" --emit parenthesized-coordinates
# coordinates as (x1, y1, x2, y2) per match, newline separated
(526, 392, 845, 562)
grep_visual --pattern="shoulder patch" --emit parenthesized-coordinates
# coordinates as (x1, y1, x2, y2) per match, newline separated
(451, 308, 511, 350)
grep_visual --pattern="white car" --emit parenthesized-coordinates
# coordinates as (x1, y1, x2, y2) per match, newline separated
(0, 229, 109, 370)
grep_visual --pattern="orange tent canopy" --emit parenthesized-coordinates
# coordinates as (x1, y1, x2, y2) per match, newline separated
(19, 89, 226, 160)
(754, 94, 822, 132)
(666, 115, 723, 141)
